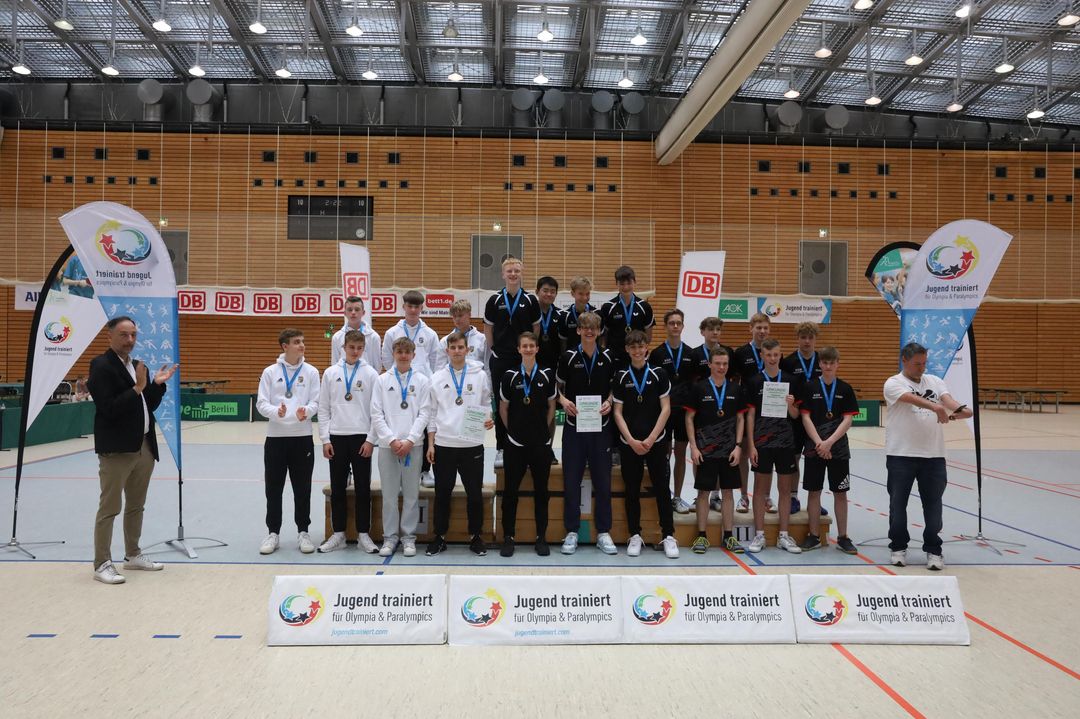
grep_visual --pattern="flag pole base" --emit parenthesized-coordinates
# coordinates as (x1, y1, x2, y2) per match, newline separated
(2, 536, 66, 560)
(141, 525, 227, 560)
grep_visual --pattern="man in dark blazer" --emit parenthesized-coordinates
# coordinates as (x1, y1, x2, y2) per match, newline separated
(87, 316, 177, 584)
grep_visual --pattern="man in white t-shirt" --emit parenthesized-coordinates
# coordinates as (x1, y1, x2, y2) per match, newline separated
(883, 342, 972, 571)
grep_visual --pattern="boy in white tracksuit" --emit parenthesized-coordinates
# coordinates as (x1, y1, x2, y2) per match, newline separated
(255, 328, 321, 555)
(370, 336, 432, 557)
(318, 329, 381, 554)
(330, 295, 382, 372)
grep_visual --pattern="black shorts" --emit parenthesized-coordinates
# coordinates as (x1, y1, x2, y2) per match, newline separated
(695, 458, 741, 491)
(752, 447, 798, 475)
(790, 420, 807, 458)
(668, 407, 689, 443)
(802, 456, 850, 493)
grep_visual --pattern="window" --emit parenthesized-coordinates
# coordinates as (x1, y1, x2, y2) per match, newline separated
(253, 179, 263, 187)
(830, 189, 838, 198)
(136, 148, 151, 161)
(504, 182, 513, 191)
(988, 193, 995, 201)
(790, 189, 798, 197)
(1034, 167, 1046, 179)
(387, 152, 401, 165)
(1025, 194, 1034, 202)
(524, 183, 534, 191)
(810, 189, 819, 198)
(128, 176, 137, 185)
(554, 155, 566, 167)
(346, 152, 359, 164)
(749, 188, 758, 196)
(869, 190, 878, 199)
(512, 155, 526, 167)
(94, 148, 108, 161)
(994, 166, 1007, 178)
(399, 180, 408, 189)
(149, 176, 159, 185)
(358, 180, 367, 188)
(263, 150, 276, 163)
(52, 147, 65, 160)
(888, 191, 898, 199)
(595, 156, 608, 168)
(338, 180, 346, 188)
(849, 190, 857, 198)
(608, 184, 617, 193)
(758, 160, 771, 172)
(837, 163, 850, 174)
(1047, 194, 1054, 202)
(769, 188, 779, 196)
(877, 163, 890, 176)
(64, 176, 74, 184)
(295, 179, 305, 187)
(587, 184, 595, 192)
(106, 176, 116, 185)
(316, 179, 326, 188)
(379, 179, 388, 188)
(566, 183, 575, 191)
(276, 179, 284, 187)
(304, 151, 317, 163)
(1005, 193, 1014, 201)
(545, 183, 555, 191)
(85, 176, 95, 184)
(43, 175, 52, 183)
(798, 161, 811, 173)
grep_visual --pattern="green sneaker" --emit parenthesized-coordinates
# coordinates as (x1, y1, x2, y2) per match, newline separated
(723, 535, 745, 554)
(691, 536, 709, 554)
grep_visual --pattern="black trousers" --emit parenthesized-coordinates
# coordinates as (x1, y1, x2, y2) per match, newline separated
(433, 444, 486, 537)
(489, 354, 519, 450)
(264, 436, 314, 533)
(502, 443, 552, 538)
(619, 440, 675, 538)
(328, 433, 373, 534)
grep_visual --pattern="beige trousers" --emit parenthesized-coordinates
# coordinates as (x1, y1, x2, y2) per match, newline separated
(94, 436, 155, 568)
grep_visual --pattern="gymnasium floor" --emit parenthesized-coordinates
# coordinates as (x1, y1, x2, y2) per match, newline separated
(2, 408, 1078, 717)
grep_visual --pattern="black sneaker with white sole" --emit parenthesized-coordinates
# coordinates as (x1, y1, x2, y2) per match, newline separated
(425, 536, 448, 556)
(500, 536, 515, 557)
(836, 536, 858, 554)
(470, 535, 488, 556)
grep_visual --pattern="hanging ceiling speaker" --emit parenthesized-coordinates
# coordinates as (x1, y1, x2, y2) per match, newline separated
(590, 90, 615, 114)
(620, 91, 645, 115)
(511, 87, 538, 112)
(541, 88, 565, 112)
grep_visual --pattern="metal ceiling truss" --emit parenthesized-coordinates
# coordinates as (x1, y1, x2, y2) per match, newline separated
(0, 0, 1076, 124)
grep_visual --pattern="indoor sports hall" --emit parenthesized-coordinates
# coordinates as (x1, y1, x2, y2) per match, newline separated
(1, 1, 1079, 717)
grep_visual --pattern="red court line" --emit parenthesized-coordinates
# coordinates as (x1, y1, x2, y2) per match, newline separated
(947, 459, 1066, 488)
(1004, 549, 1020, 555)
(722, 548, 757, 575)
(1035, 556, 1053, 563)
(831, 644, 927, 719)
(964, 613, 1080, 682)
(945, 462, 1080, 500)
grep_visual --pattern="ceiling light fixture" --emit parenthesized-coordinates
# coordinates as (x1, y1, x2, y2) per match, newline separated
(101, 0, 120, 76)
(784, 82, 800, 99)
(946, 99, 963, 112)
(1059, 1, 1080, 25)
(54, 0, 74, 30)
(188, 45, 205, 77)
(275, 54, 292, 79)
(1026, 101, 1045, 120)
(946, 40, 963, 112)
(864, 31, 880, 105)
(442, 17, 459, 39)
(618, 55, 633, 88)
(955, 3, 972, 19)
(362, 48, 377, 80)
(346, 18, 363, 37)
(630, 25, 647, 46)
(447, 63, 463, 82)
(12, 44, 30, 76)
(994, 38, 1013, 73)
(853, 0, 873, 10)
(865, 77, 882, 105)
(537, 21, 553, 43)
(814, 23, 832, 58)
(102, 60, 119, 76)
(152, 0, 170, 32)
(905, 30, 924, 66)
(250, 0, 267, 35)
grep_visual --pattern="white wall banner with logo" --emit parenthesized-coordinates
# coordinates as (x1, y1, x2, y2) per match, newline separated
(900, 220, 1012, 377)
(14, 283, 43, 310)
(268, 574, 447, 646)
(789, 574, 970, 645)
(447, 575, 622, 646)
(620, 575, 795, 644)
(24, 280, 108, 430)
(59, 202, 182, 469)
(757, 297, 832, 324)
(338, 243, 372, 305)
(676, 251, 726, 347)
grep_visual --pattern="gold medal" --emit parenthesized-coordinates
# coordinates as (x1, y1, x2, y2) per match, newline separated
(717, 409, 725, 418)
(344, 393, 353, 401)
(826, 411, 834, 418)
(637, 395, 644, 403)
(523, 396, 531, 405)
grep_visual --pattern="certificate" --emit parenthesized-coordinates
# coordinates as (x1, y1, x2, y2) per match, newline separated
(461, 406, 489, 444)
(575, 394, 603, 433)
(761, 382, 791, 419)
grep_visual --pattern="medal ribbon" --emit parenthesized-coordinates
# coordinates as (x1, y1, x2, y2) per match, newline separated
(394, 367, 413, 407)
(797, 352, 816, 379)
(342, 360, 360, 399)
(709, 378, 728, 412)
(619, 295, 636, 330)
(664, 342, 684, 376)
(280, 362, 302, 396)
(539, 306, 555, 336)
(502, 287, 524, 320)
(449, 364, 467, 403)
(577, 344, 598, 381)
(749, 342, 762, 370)
(630, 364, 649, 399)
(820, 377, 837, 416)
(520, 363, 539, 403)
(402, 319, 423, 343)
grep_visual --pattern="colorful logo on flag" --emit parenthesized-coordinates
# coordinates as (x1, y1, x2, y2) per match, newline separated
(461, 589, 505, 628)
(925, 235, 978, 281)
(804, 587, 848, 626)
(632, 587, 676, 625)
(43, 316, 73, 344)
(762, 303, 783, 318)
(278, 587, 325, 627)
(95, 220, 152, 266)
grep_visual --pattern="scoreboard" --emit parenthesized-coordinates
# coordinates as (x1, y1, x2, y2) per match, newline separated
(287, 195, 374, 241)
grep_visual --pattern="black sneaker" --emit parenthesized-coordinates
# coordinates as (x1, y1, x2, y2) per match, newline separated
(500, 536, 515, 557)
(836, 536, 858, 555)
(535, 537, 550, 556)
(425, 536, 447, 556)
(799, 533, 822, 551)
(470, 535, 487, 556)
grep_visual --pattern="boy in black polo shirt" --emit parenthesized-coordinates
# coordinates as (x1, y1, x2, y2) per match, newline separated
(799, 346, 859, 554)
(614, 330, 678, 559)
(599, 265, 654, 370)
(557, 275, 594, 350)
(745, 338, 801, 554)
(684, 346, 746, 554)
(535, 276, 564, 460)
(498, 332, 558, 557)
(691, 316, 741, 514)
(649, 309, 697, 515)
(484, 257, 542, 469)
(780, 321, 823, 516)
(556, 311, 617, 555)
(733, 312, 773, 514)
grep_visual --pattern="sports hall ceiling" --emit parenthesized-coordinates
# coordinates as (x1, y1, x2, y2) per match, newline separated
(2, 1, 1078, 125)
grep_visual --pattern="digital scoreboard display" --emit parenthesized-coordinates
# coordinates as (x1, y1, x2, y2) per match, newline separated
(287, 195, 374, 241)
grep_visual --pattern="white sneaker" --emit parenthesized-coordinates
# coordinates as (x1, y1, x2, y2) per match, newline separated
(777, 534, 803, 554)
(93, 560, 125, 585)
(662, 535, 680, 559)
(736, 495, 750, 513)
(402, 539, 416, 557)
(379, 539, 398, 557)
(298, 532, 315, 554)
(748, 533, 766, 553)
(259, 533, 280, 555)
(358, 533, 379, 554)
(318, 532, 346, 553)
(926, 554, 945, 571)
(626, 534, 644, 557)
(709, 494, 723, 512)
(494, 449, 505, 469)
(765, 497, 777, 514)
(890, 549, 908, 567)
(420, 471, 435, 488)
(596, 533, 617, 555)
(124, 553, 163, 571)
(561, 532, 578, 555)
(673, 497, 692, 514)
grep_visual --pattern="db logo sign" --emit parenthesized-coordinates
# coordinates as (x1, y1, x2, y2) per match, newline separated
(682, 271, 721, 299)
(215, 292, 245, 313)
(253, 293, 282, 314)
(178, 290, 206, 312)
(370, 293, 397, 316)
(329, 295, 345, 315)
(343, 273, 369, 298)
(292, 293, 322, 314)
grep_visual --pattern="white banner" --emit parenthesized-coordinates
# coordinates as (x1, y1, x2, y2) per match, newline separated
(677, 251, 726, 347)
(757, 297, 832, 324)
(789, 574, 970, 645)
(945, 336, 975, 434)
(339, 243, 372, 305)
(267, 574, 447, 646)
(620, 575, 796, 644)
(448, 575, 622, 646)
(25, 280, 108, 429)
(15, 283, 41, 310)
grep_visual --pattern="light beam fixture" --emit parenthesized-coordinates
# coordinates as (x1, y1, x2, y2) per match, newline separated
(250, 0, 267, 34)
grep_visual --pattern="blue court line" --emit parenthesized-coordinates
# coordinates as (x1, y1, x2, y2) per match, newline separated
(152, 634, 181, 639)
(742, 550, 765, 566)
(214, 634, 242, 640)
(850, 472, 1080, 553)
(90, 633, 119, 639)
(27, 633, 56, 638)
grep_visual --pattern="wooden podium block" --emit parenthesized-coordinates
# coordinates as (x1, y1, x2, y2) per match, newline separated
(323, 482, 495, 544)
